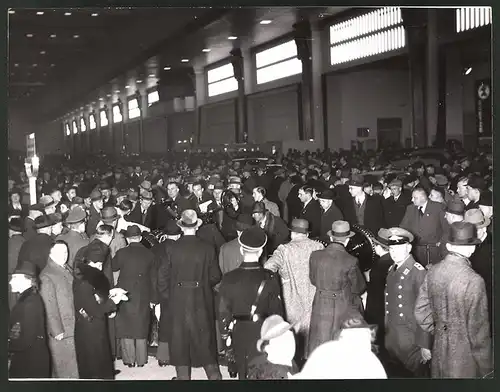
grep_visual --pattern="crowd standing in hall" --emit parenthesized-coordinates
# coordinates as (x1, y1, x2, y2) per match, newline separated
(7, 145, 493, 379)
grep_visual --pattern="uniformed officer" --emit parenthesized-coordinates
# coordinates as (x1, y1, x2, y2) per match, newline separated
(383, 227, 432, 377)
(218, 227, 285, 379)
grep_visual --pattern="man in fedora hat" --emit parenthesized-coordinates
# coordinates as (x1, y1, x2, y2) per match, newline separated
(308, 220, 366, 356)
(86, 189, 104, 237)
(464, 209, 492, 334)
(317, 189, 343, 243)
(99, 181, 115, 208)
(381, 227, 431, 377)
(264, 219, 324, 365)
(126, 190, 156, 228)
(252, 201, 289, 259)
(438, 199, 466, 258)
(218, 227, 284, 379)
(157, 209, 222, 380)
(23, 204, 44, 240)
(112, 225, 156, 369)
(415, 222, 492, 378)
(56, 206, 89, 272)
(17, 215, 55, 275)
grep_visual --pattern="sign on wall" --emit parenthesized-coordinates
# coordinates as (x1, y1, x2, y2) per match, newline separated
(475, 78, 491, 138)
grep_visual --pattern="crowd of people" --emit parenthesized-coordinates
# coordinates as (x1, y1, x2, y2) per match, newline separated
(7, 146, 493, 379)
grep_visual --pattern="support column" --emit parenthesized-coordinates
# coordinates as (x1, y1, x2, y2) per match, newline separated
(402, 9, 428, 148)
(311, 21, 325, 149)
(137, 91, 145, 153)
(294, 21, 313, 141)
(194, 66, 206, 144)
(231, 48, 247, 143)
(426, 8, 439, 146)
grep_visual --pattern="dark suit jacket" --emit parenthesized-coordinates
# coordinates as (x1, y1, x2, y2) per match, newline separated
(470, 234, 492, 333)
(126, 203, 156, 228)
(319, 202, 344, 242)
(9, 235, 25, 275)
(86, 205, 102, 237)
(286, 185, 302, 222)
(299, 199, 322, 238)
(383, 191, 412, 228)
(342, 195, 386, 236)
(261, 212, 289, 258)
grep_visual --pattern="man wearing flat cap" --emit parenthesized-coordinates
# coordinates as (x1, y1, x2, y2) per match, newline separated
(56, 206, 89, 272)
(308, 220, 366, 356)
(264, 219, 324, 365)
(112, 225, 157, 369)
(382, 227, 431, 377)
(218, 227, 284, 379)
(17, 215, 55, 275)
(415, 222, 492, 378)
(158, 210, 222, 380)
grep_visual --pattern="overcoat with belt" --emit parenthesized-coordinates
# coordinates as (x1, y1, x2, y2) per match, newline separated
(8, 286, 51, 379)
(308, 243, 366, 356)
(158, 235, 222, 367)
(112, 242, 156, 339)
(39, 259, 79, 378)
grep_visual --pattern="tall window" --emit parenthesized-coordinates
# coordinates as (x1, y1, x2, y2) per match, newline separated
(100, 109, 108, 127)
(113, 104, 122, 123)
(255, 40, 302, 85)
(456, 7, 492, 32)
(128, 97, 140, 119)
(80, 117, 87, 132)
(330, 7, 405, 65)
(207, 63, 238, 97)
(65, 123, 71, 136)
(89, 113, 97, 130)
(147, 89, 159, 106)
(72, 120, 78, 134)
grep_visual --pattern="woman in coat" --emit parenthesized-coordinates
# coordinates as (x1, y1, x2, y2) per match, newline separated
(8, 262, 51, 379)
(307, 221, 366, 356)
(73, 225, 128, 379)
(8, 189, 28, 219)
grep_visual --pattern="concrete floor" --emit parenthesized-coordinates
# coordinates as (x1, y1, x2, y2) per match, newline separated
(114, 356, 235, 380)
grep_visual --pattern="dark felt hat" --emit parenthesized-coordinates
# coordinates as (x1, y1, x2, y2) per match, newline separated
(9, 217, 23, 232)
(289, 218, 310, 234)
(164, 219, 182, 236)
(214, 182, 225, 190)
(71, 196, 85, 205)
(48, 213, 63, 224)
(125, 225, 142, 238)
(347, 174, 364, 187)
(235, 214, 254, 231)
(66, 206, 87, 224)
(34, 215, 53, 229)
(479, 190, 492, 207)
(238, 227, 268, 251)
(252, 201, 267, 214)
(99, 180, 112, 191)
(467, 175, 486, 191)
(83, 242, 108, 264)
(13, 261, 37, 278)
(446, 199, 465, 216)
(447, 221, 481, 245)
(317, 189, 335, 200)
(90, 189, 103, 202)
(29, 203, 45, 212)
(101, 206, 118, 223)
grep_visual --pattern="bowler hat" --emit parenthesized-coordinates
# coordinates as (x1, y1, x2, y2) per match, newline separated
(90, 189, 103, 202)
(256, 315, 294, 353)
(317, 189, 335, 200)
(238, 227, 268, 252)
(464, 208, 490, 229)
(447, 221, 480, 245)
(347, 174, 364, 187)
(164, 219, 182, 236)
(101, 207, 118, 223)
(289, 218, 310, 234)
(125, 225, 142, 238)
(9, 217, 23, 232)
(328, 220, 355, 240)
(445, 199, 465, 216)
(252, 201, 267, 214)
(34, 215, 53, 230)
(176, 209, 202, 229)
(66, 206, 86, 224)
(235, 214, 254, 231)
(13, 261, 37, 278)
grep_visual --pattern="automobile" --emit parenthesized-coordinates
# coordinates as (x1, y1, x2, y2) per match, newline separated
(389, 148, 453, 169)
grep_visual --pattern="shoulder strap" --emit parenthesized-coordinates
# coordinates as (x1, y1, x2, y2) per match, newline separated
(250, 279, 267, 317)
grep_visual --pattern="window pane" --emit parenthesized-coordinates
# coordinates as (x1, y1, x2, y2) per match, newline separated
(65, 123, 71, 136)
(89, 114, 96, 130)
(208, 77, 238, 97)
(147, 90, 159, 106)
(128, 98, 138, 110)
(256, 40, 298, 69)
(72, 121, 78, 134)
(207, 63, 234, 84)
(129, 108, 141, 119)
(256, 57, 302, 85)
(100, 110, 108, 127)
(113, 105, 122, 123)
(80, 118, 87, 132)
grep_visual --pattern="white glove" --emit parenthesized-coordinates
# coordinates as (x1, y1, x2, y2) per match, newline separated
(421, 348, 432, 363)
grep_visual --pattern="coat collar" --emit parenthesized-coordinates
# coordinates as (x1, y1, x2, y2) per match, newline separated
(326, 242, 347, 252)
(17, 286, 37, 303)
(445, 252, 471, 266)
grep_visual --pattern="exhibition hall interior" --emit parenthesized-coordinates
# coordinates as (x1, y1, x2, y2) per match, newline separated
(7, 7, 493, 381)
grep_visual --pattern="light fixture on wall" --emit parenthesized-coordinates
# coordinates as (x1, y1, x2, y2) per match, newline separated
(202, 48, 211, 53)
(163, 66, 171, 70)
(260, 20, 272, 25)
(36, 11, 44, 15)
(464, 67, 472, 75)
(181, 59, 189, 63)
(228, 36, 237, 40)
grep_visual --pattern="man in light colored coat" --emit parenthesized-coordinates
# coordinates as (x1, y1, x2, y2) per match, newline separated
(264, 219, 324, 365)
(39, 241, 79, 378)
(414, 221, 492, 378)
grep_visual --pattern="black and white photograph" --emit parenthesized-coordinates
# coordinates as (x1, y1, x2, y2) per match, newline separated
(7, 6, 493, 380)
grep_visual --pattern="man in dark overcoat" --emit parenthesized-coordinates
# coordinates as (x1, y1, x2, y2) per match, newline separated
(317, 189, 343, 243)
(112, 225, 156, 368)
(252, 202, 289, 259)
(298, 184, 322, 238)
(86, 190, 104, 237)
(158, 210, 222, 380)
(308, 221, 366, 356)
(340, 174, 386, 236)
(218, 227, 285, 379)
(400, 187, 447, 266)
(17, 215, 55, 275)
(383, 179, 412, 228)
(414, 222, 492, 378)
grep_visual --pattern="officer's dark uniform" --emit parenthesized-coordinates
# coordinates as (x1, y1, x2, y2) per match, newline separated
(218, 262, 284, 379)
